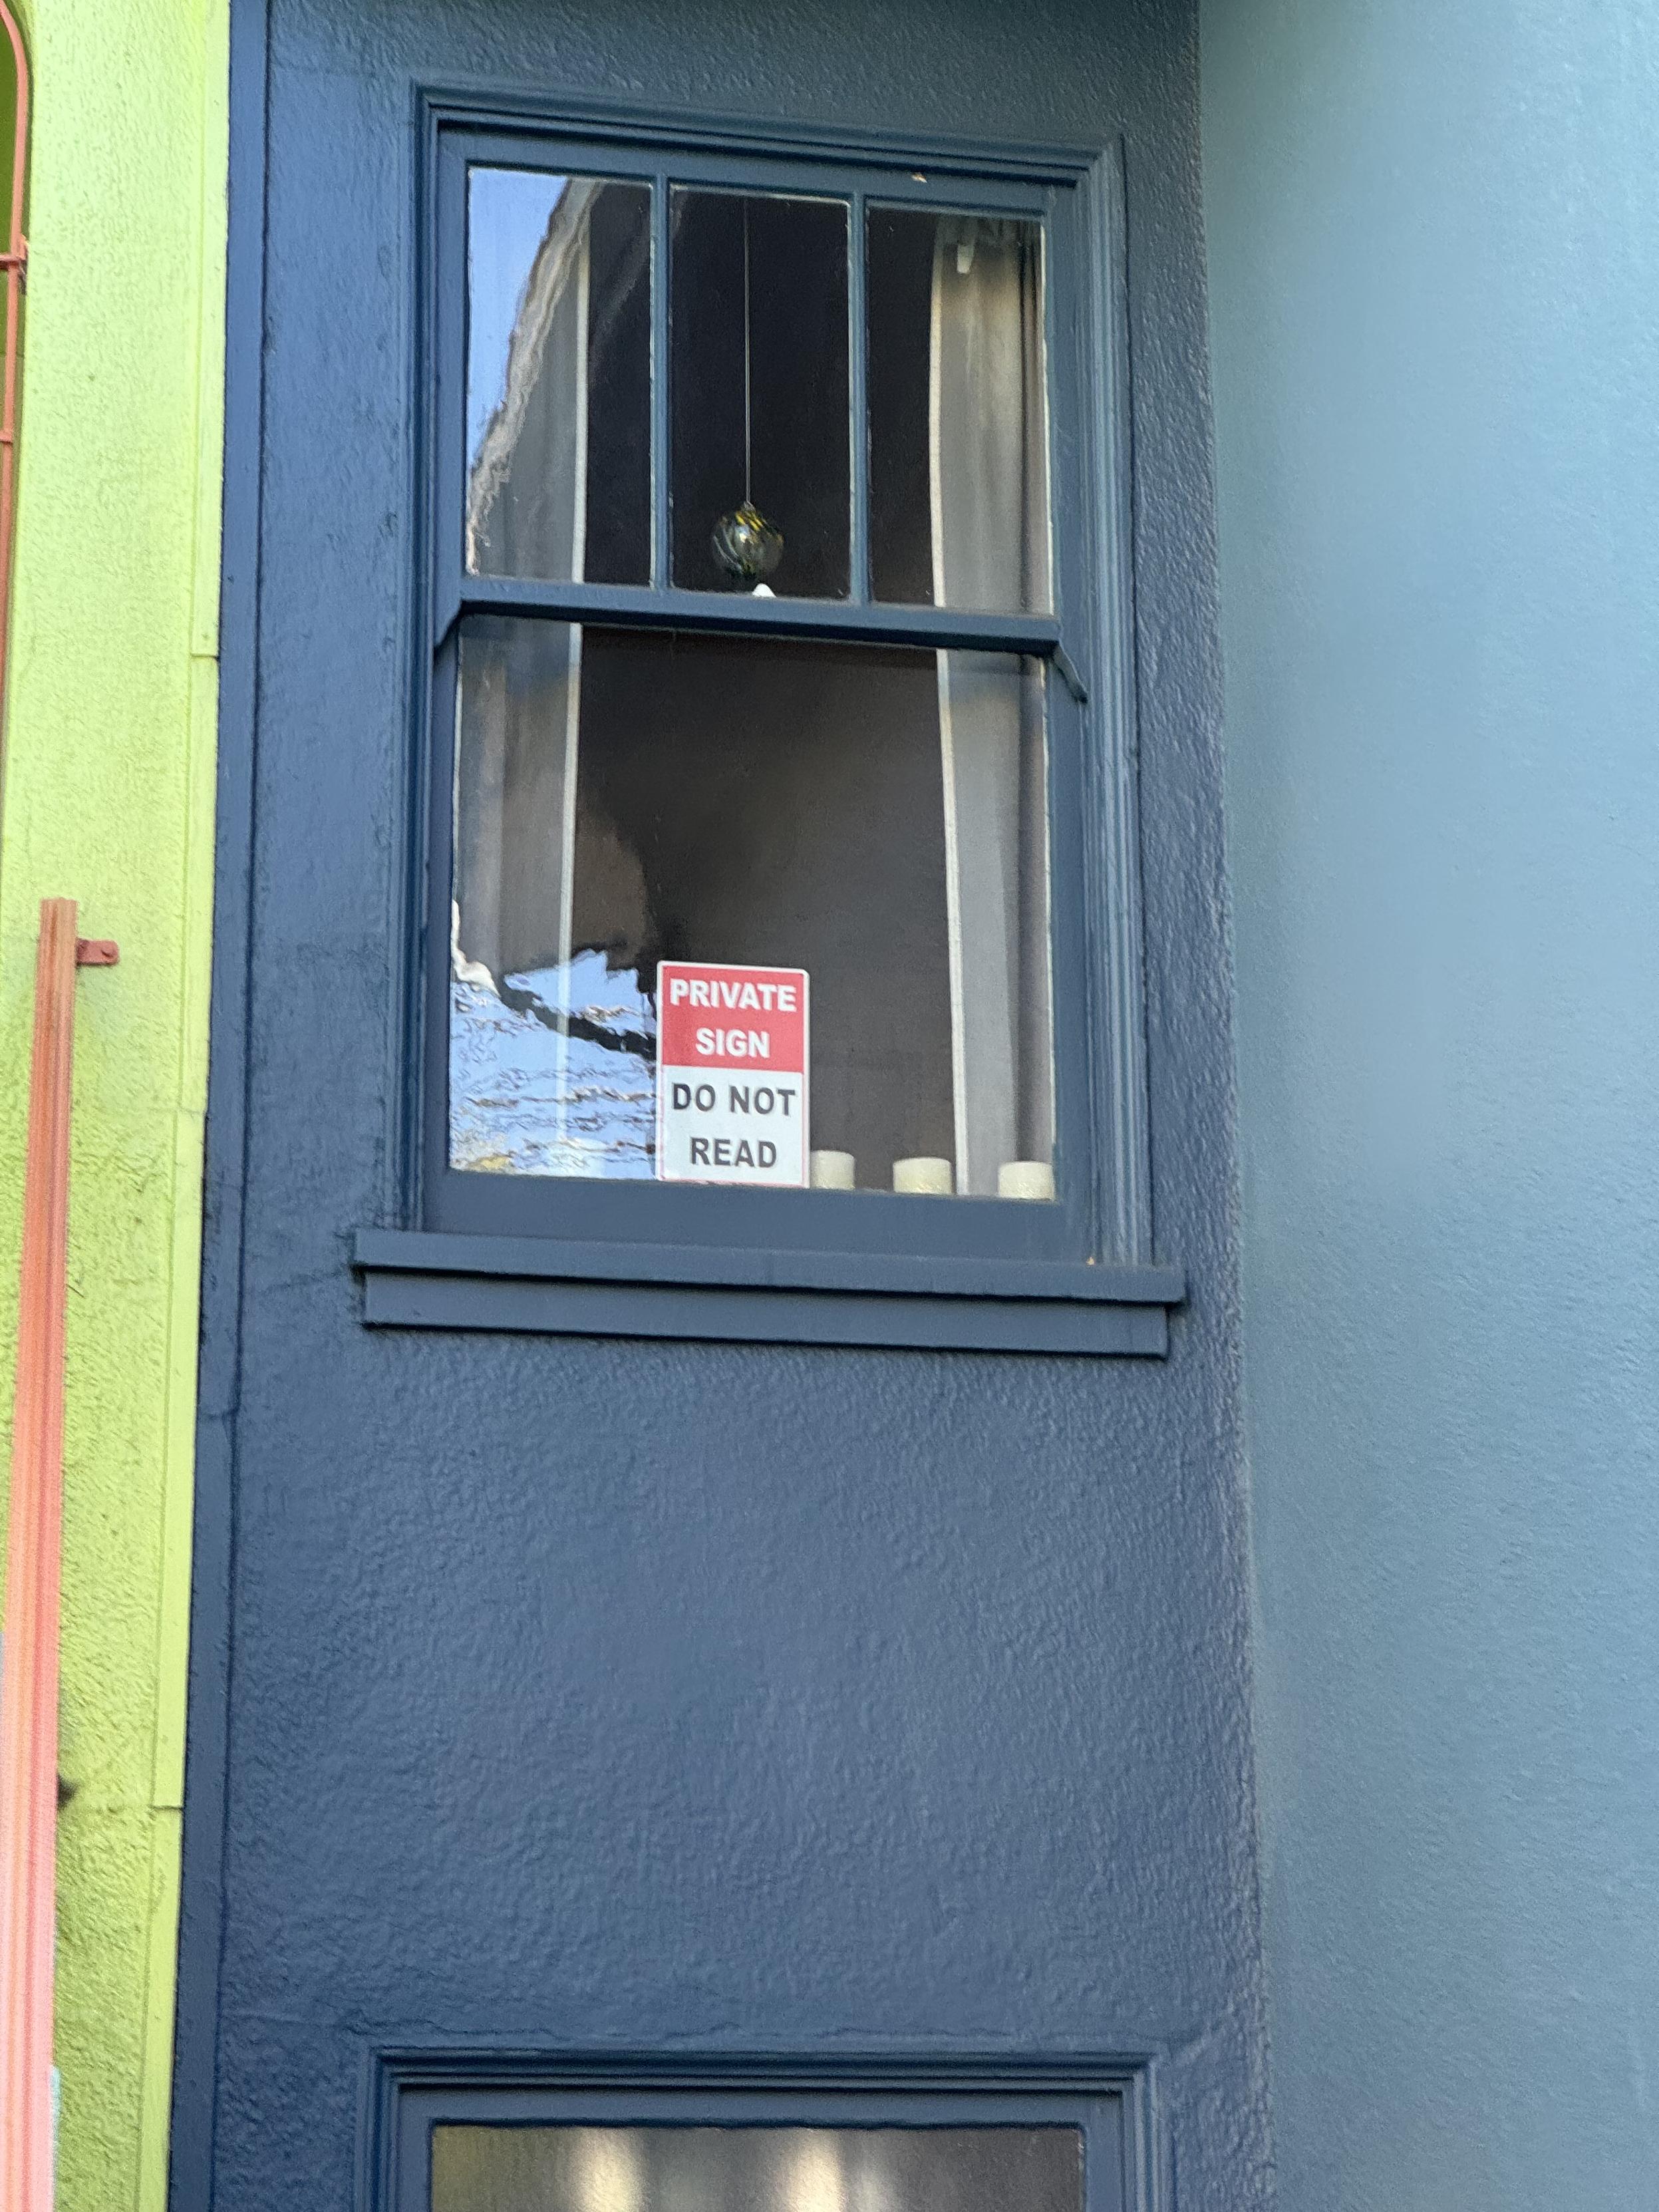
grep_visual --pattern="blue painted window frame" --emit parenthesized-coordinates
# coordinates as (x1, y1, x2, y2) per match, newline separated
(375, 2061, 1139, 2212)
(356, 96, 1179, 1353)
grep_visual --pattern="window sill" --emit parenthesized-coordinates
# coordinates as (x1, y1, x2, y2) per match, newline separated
(353, 1230, 1184, 1355)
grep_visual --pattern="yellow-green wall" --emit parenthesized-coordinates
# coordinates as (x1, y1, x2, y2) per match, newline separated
(0, 0, 226, 2203)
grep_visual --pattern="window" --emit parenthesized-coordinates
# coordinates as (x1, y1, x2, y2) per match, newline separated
(430, 2123, 1082, 2212)
(357, 106, 1178, 1350)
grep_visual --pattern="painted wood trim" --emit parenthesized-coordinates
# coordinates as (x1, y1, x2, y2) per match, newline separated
(363, 2052, 1149, 2212)
(360, 1272, 1168, 1352)
(442, 573, 1064, 657)
(1078, 145, 1153, 1259)
(353, 1230, 1177, 1354)
(354, 1227, 1182, 1304)
(0, 899, 94, 2211)
(420, 87, 1101, 184)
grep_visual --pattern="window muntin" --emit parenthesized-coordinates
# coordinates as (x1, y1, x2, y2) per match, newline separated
(429, 2124, 1084, 2212)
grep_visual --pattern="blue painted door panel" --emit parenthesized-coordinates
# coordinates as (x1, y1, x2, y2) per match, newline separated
(174, 0, 1268, 2206)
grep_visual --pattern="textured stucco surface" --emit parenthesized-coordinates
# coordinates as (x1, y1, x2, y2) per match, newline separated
(1203, 0, 1659, 2203)
(178, 1, 1271, 2207)
(0, 0, 225, 2204)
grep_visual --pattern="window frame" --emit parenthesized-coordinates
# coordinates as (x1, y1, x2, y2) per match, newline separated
(373, 2058, 1143, 2212)
(358, 94, 1177, 1354)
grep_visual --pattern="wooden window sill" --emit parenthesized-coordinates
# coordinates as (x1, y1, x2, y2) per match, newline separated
(353, 1230, 1184, 1355)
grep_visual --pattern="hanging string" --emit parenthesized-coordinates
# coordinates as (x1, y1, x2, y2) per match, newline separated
(710, 194, 782, 584)
(742, 196, 753, 507)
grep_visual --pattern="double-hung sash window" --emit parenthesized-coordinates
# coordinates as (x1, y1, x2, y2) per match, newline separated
(388, 108, 1171, 1344)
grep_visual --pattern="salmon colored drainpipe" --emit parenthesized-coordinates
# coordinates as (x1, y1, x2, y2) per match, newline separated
(0, 898, 114, 2212)
(0, 903, 75, 2212)
(0, 28, 73, 2212)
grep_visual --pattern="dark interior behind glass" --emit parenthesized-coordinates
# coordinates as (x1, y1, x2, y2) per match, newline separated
(430, 2124, 1084, 2212)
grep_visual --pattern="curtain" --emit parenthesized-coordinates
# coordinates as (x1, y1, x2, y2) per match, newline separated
(929, 216, 1053, 1195)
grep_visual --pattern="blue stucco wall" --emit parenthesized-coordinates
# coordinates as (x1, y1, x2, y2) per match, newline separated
(176, 5, 1273, 2208)
(1201, 1, 1659, 2203)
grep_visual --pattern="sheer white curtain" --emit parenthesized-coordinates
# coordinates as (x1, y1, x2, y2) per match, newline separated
(929, 215, 1053, 1195)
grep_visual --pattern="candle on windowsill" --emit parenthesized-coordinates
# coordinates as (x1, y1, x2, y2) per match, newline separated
(997, 1160, 1056, 1201)
(893, 1156, 954, 1195)
(810, 1150, 856, 1189)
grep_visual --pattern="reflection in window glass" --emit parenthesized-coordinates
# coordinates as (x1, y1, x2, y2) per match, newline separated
(671, 190, 851, 598)
(467, 169, 652, 584)
(867, 208, 1050, 613)
(430, 2124, 1084, 2212)
(449, 619, 1054, 1196)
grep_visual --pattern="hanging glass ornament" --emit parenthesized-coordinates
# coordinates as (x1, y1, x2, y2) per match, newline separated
(712, 197, 784, 593)
(712, 500, 784, 584)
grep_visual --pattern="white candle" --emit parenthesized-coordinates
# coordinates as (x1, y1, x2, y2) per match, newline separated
(810, 1149, 856, 1189)
(893, 1156, 954, 1195)
(997, 1160, 1056, 1201)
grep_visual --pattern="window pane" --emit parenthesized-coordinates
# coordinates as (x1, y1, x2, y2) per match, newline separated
(467, 169, 651, 584)
(671, 190, 851, 597)
(430, 2124, 1083, 2212)
(867, 208, 1051, 613)
(449, 617, 1054, 1196)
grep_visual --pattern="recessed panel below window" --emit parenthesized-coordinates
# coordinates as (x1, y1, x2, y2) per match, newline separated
(448, 618, 1055, 1197)
(430, 2124, 1084, 2212)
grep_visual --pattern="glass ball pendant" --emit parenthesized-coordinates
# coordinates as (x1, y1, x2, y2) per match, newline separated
(712, 500, 784, 586)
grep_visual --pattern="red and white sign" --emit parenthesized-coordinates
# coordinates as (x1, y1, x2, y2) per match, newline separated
(655, 961, 810, 1185)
